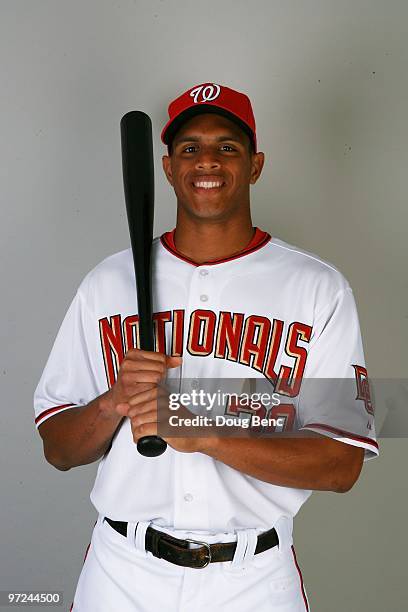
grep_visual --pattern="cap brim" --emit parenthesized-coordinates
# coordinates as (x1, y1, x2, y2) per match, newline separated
(162, 105, 256, 151)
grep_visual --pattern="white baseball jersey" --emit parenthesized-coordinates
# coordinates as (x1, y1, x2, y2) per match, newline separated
(34, 228, 378, 533)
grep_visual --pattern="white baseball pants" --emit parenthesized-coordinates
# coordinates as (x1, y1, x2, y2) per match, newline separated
(71, 515, 310, 611)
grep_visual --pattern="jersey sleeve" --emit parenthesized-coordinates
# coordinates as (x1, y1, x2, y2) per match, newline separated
(297, 287, 378, 459)
(34, 288, 102, 428)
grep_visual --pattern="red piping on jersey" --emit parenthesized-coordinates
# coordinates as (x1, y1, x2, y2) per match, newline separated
(83, 541, 91, 563)
(69, 531, 94, 611)
(35, 404, 75, 425)
(291, 545, 310, 610)
(302, 423, 379, 450)
(160, 227, 271, 266)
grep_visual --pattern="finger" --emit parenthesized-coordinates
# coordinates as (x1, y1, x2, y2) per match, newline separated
(127, 398, 158, 419)
(121, 358, 166, 375)
(128, 382, 157, 394)
(128, 387, 169, 418)
(166, 355, 183, 369)
(130, 408, 158, 430)
(131, 415, 158, 441)
(132, 423, 158, 443)
(120, 370, 164, 386)
(123, 355, 181, 374)
(113, 383, 159, 414)
(128, 386, 159, 408)
(124, 348, 167, 363)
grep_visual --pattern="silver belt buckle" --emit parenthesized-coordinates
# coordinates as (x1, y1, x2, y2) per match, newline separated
(185, 538, 212, 568)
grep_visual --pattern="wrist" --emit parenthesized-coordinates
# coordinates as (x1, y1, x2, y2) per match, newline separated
(98, 390, 120, 421)
(196, 435, 220, 455)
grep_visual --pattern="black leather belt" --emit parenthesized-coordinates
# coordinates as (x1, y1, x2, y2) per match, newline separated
(104, 517, 279, 569)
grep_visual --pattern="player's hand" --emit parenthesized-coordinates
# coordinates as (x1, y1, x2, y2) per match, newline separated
(115, 381, 210, 453)
(108, 348, 182, 417)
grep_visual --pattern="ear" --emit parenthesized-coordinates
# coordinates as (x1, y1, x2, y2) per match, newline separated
(162, 155, 174, 186)
(249, 152, 265, 185)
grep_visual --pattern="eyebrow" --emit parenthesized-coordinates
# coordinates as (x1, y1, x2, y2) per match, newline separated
(174, 135, 244, 145)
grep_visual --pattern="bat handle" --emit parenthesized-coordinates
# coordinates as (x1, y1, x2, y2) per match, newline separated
(137, 435, 167, 457)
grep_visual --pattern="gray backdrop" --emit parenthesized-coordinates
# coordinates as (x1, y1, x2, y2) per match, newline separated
(1, 1, 407, 610)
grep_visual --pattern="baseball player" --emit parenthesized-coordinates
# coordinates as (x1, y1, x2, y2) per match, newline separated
(34, 83, 378, 611)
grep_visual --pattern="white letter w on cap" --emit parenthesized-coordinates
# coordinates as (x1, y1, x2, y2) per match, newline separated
(190, 84, 221, 104)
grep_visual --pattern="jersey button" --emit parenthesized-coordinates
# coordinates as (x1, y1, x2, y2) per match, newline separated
(184, 493, 194, 502)
(199, 269, 209, 277)
(200, 294, 209, 302)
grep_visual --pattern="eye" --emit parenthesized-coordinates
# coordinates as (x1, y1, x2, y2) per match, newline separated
(183, 145, 198, 153)
(220, 144, 235, 152)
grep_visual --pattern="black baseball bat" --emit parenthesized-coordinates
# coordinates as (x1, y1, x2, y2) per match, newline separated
(120, 111, 167, 457)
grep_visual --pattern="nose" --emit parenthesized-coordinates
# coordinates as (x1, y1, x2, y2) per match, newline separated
(195, 148, 221, 170)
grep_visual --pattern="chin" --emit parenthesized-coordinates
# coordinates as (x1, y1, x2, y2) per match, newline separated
(186, 203, 231, 221)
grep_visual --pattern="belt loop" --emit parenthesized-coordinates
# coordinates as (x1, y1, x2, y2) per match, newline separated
(97, 514, 104, 527)
(134, 521, 151, 556)
(230, 529, 248, 569)
(126, 521, 138, 548)
(274, 516, 293, 553)
(231, 529, 258, 569)
(241, 529, 258, 568)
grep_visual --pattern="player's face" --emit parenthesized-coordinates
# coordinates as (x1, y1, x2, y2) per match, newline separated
(162, 114, 264, 221)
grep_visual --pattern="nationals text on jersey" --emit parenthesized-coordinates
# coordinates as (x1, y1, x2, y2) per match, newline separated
(99, 308, 312, 396)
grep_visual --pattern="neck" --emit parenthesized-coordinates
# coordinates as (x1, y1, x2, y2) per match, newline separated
(173, 215, 255, 264)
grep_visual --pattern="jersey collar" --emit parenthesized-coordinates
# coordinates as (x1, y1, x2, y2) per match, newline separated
(160, 227, 271, 267)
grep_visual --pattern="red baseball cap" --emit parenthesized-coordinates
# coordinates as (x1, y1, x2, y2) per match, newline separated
(161, 83, 257, 152)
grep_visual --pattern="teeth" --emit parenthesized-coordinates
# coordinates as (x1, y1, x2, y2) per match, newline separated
(194, 181, 223, 189)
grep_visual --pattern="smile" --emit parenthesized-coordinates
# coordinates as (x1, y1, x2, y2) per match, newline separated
(193, 181, 224, 189)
